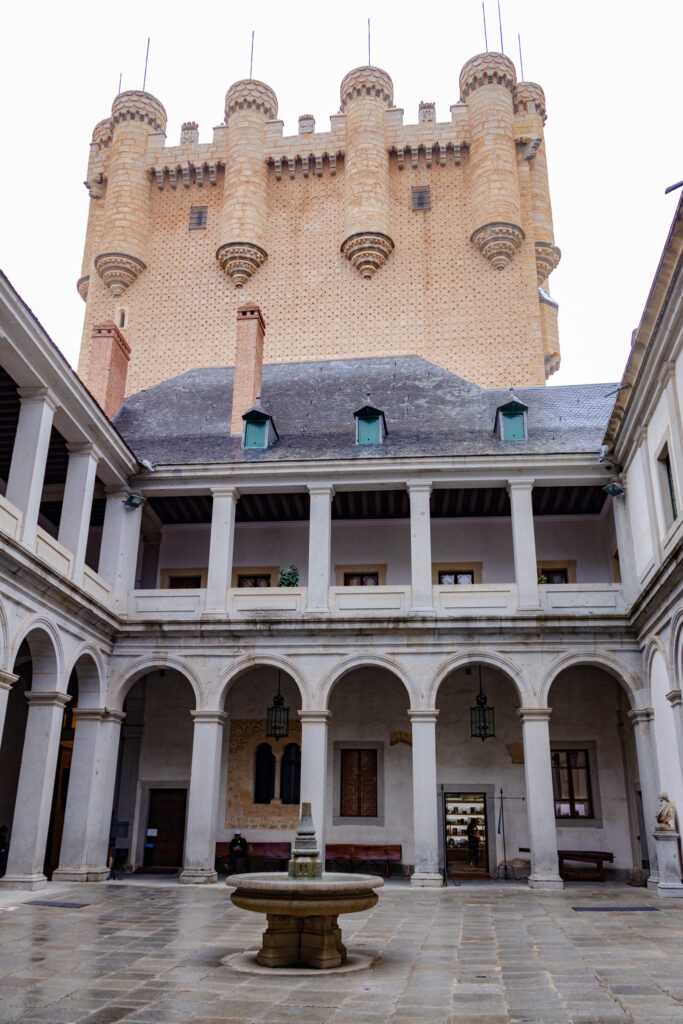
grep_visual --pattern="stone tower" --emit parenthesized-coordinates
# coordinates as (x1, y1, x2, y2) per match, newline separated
(77, 53, 562, 399)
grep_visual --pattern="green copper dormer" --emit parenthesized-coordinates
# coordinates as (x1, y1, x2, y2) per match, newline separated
(354, 404, 388, 445)
(242, 404, 279, 449)
(494, 395, 528, 442)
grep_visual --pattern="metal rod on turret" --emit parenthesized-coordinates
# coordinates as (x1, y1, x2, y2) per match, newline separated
(368, 18, 371, 66)
(118, 73, 122, 95)
(498, 0, 504, 52)
(142, 38, 150, 91)
(518, 34, 524, 80)
(482, 3, 488, 51)
(249, 30, 254, 79)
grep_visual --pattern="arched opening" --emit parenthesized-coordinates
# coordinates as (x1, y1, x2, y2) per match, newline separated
(548, 664, 640, 880)
(111, 668, 196, 874)
(0, 640, 31, 844)
(43, 668, 78, 878)
(435, 662, 523, 880)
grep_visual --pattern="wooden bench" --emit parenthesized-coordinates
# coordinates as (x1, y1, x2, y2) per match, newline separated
(325, 844, 402, 877)
(558, 849, 614, 882)
(215, 841, 291, 874)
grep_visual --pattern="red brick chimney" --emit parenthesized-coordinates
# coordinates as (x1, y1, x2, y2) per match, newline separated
(86, 322, 131, 419)
(231, 303, 266, 435)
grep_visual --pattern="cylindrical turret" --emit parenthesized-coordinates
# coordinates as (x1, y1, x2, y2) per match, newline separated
(459, 53, 524, 269)
(217, 79, 278, 287)
(515, 82, 561, 284)
(78, 119, 112, 301)
(339, 66, 394, 278)
(95, 91, 167, 297)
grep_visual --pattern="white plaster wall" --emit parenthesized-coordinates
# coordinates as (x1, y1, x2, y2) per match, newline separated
(136, 671, 195, 779)
(431, 519, 514, 582)
(158, 524, 211, 577)
(647, 394, 676, 540)
(651, 649, 683, 827)
(233, 522, 309, 584)
(535, 516, 614, 582)
(331, 520, 411, 583)
(627, 445, 656, 579)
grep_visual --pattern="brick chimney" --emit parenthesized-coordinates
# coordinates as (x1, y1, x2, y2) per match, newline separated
(231, 304, 266, 435)
(86, 321, 131, 419)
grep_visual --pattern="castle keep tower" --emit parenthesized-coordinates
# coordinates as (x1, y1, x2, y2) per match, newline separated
(77, 52, 563, 398)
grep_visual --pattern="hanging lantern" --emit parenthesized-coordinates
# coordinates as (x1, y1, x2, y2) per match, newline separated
(470, 665, 495, 742)
(266, 671, 289, 741)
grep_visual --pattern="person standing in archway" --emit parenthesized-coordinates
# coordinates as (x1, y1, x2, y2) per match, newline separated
(466, 818, 480, 867)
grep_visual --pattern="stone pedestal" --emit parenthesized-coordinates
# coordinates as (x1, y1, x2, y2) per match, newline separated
(257, 912, 347, 969)
(653, 831, 683, 898)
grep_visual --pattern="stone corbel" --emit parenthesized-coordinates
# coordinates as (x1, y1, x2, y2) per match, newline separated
(329, 154, 337, 175)
(288, 157, 296, 180)
(208, 162, 218, 185)
(425, 145, 432, 168)
(195, 164, 204, 186)
(439, 145, 447, 167)
(301, 155, 309, 177)
(154, 168, 165, 190)
(471, 221, 525, 270)
(521, 137, 542, 161)
(181, 163, 191, 188)
(168, 167, 178, 189)
(274, 158, 282, 180)
(315, 155, 323, 177)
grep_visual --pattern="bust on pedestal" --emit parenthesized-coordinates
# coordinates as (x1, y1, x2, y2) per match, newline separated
(653, 793, 683, 899)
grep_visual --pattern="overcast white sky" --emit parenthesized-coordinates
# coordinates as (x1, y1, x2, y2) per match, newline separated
(2, 0, 682, 386)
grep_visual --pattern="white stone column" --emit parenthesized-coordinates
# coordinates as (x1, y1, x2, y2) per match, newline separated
(299, 711, 330, 851)
(0, 669, 18, 742)
(98, 488, 143, 611)
(408, 481, 434, 613)
(307, 485, 334, 613)
(53, 709, 124, 882)
(629, 707, 662, 885)
(612, 491, 639, 606)
(180, 710, 228, 884)
(519, 708, 563, 889)
(409, 710, 441, 886)
(0, 690, 70, 890)
(666, 689, 683, 792)
(58, 442, 100, 585)
(140, 534, 161, 589)
(6, 387, 58, 548)
(508, 479, 540, 610)
(204, 486, 239, 617)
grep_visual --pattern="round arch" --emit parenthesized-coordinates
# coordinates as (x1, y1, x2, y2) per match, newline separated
(107, 655, 203, 711)
(668, 608, 683, 691)
(539, 649, 644, 708)
(10, 616, 64, 691)
(0, 594, 10, 673)
(217, 654, 312, 710)
(427, 650, 530, 708)
(64, 645, 107, 710)
(320, 654, 415, 711)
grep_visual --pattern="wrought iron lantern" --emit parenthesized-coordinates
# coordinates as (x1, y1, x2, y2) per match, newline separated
(470, 665, 495, 742)
(266, 671, 289, 741)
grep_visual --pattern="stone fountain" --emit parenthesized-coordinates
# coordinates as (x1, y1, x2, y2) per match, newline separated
(226, 803, 383, 969)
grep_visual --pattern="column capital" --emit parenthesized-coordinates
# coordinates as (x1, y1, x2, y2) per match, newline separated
(73, 708, 107, 722)
(307, 483, 335, 498)
(211, 485, 240, 500)
(507, 477, 535, 492)
(408, 708, 439, 723)
(659, 361, 676, 389)
(105, 709, 126, 723)
(66, 440, 101, 460)
(298, 709, 332, 724)
(628, 706, 655, 724)
(104, 485, 132, 501)
(191, 709, 229, 725)
(0, 669, 19, 690)
(518, 706, 551, 722)
(407, 479, 432, 495)
(17, 386, 59, 413)
(666, 689, 682, 708)
(25, 690, 71, 708)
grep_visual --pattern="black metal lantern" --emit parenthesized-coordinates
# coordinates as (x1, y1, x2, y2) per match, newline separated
(266, 671, 289, 741)
(470, 665, 495, 742)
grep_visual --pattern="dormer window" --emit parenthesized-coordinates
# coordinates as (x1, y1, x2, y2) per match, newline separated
(242, 406, 278, 450)
(494, 396, 528, 442)
(354, 404, 388, 446)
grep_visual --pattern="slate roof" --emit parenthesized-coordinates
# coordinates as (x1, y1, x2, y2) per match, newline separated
(114, 356, 616, 466)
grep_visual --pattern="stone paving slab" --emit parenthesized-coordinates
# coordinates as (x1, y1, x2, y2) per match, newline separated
(0, 882, 682, 1022)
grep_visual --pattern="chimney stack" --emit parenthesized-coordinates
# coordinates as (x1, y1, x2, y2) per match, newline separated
(87, 321, 131, 419)
(231, 304, 266, 435)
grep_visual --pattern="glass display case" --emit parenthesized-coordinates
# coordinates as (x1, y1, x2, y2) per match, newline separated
(444, 790, 488, 877)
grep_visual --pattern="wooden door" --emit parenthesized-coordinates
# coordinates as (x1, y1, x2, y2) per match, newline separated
(147, 788, 187, 867)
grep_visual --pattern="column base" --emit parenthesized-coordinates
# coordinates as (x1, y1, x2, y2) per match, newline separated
(527, 875, 564, 890)
(647, 876, 660, 890)
(656, 882, 683, 898)
(52, 867, 109, 883)
(411, 872, 443, 887)
(179, 868, 218, 885)
(0, 873, 48, 891)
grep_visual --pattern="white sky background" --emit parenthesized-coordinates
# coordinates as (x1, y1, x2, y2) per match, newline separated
(2, 0, 682, 387)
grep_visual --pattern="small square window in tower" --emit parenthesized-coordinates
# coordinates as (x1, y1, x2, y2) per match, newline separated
(494, 394, 528, 441)
(354, 403, 388, 445)
(411, 185, 431, 212)
(188, 206, 208, 230)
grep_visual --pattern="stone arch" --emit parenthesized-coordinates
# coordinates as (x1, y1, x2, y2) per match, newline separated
(539, 649, 644, 709)
(427, 650, 530, 708)
(10, 616, 64, 691)
(0, 594, 10, 673)
(668, 607, 683, 690)
(64, 645, 107, 710)
(320, 653, 415, 710)
(644, 635, 669, 686)
(107, 655, 203, 711)
(217, 654, 311, 710)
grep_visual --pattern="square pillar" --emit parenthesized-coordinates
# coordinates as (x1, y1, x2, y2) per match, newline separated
(408, 481, 434, 613)
(307, 485, 334, 613)
(0, 670, 18, 743)
(409, 710, 441, 886)
(519, 708, 563, 889)
(180, 710, 228, 884)
(666, 689, 683, 791)
(98, 489, 143, 611)
(204, 486, 239, 617)
(54, 709, 125, 882)
(508, 479, 540, 610)
(653, 830, 683, 899)
(58, 442, 100, 585)
(611, 491, 639, 605)
(0, 691, 70, 890)
(299, 711, 330, 850)
(629, 707, 662, 885)
(5, 387, 58, 547)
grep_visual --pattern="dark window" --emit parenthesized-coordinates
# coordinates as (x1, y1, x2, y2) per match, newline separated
(254, 743, 275, 804)
(280, 743, 301, 805)
(411, 185, 431, 211)
(168, 575, 202, 589)
(552, 749, 593, 818)
(340, 748, 378, 817)
(439, 570, 474, 585)
(343, 572, 379, 586)
(657, 446, 678, 526)
(189, 206, 208, 230)
(539, 568, 568, 584)
(238, 574, 271, 588)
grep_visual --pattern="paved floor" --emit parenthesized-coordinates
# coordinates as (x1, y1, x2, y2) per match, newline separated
(0, 879, 682, 1024)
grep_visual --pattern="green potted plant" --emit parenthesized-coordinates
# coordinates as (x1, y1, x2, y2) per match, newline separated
(278, 565, 299, 587)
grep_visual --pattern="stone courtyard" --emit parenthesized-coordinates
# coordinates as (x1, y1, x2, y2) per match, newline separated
(0, 880, 682, 1024)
